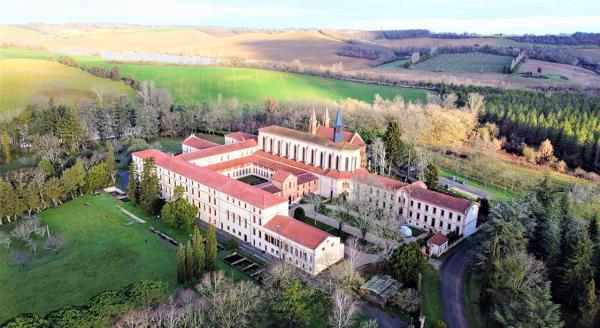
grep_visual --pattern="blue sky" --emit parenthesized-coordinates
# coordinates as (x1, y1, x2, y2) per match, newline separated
(1, 0, 599, 34)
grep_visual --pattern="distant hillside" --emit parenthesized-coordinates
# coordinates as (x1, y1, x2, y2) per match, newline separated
(0, 57, 134, 120)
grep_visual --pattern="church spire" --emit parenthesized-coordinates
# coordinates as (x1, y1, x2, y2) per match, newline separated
(333, 109, 344, 143)
(323, 107, 331, 127)
(309, 108, 318, 134)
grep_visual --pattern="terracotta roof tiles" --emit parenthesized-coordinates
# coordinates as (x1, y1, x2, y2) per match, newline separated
(178, 139, 258, 161)
(428, 233, 449, 246)
(182, 134, 220, 150)
(225, 131, 258, 141)
(409, 187, 472, 213)
(264, 215, 332, 249)
(259, 125, 360, 150)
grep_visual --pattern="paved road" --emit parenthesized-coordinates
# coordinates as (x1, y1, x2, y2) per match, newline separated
(359, 302, 408, 328)
(438, 177, 493, 200)
(440, 233, 483, 328)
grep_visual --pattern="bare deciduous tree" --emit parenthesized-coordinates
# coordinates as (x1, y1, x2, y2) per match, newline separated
(369, 137, 386, 175)
(0, 231, 10, 249)
(44, 234, 66, 253)
(329, 289, 358, 328)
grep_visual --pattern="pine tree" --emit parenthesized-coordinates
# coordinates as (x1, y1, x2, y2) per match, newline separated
(192, 226, 205, 279)
(127, 162, 139, 204)
(57, 106, 85, 154)
(383, 120, 403, 166)
(185, 239, 194, 283)
(560, 222, 594, 309)
(176, 243, 186, 284)
(580, 279, 599, 323)
(139, 158, 160, 213)
(205, 225, 218, 271)
(421, 162, 439, 189)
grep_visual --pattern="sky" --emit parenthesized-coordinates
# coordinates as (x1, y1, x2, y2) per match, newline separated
(1, 0, 599, 34)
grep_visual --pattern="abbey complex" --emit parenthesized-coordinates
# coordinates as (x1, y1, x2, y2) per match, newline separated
(132, 110, 479, 275)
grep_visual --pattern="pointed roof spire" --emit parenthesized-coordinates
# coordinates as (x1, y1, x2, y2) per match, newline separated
(323, 107, 331, 127)
(309, 107, 318, 134)
(334, 109, 343, 128)
(333, 109, 344, 143)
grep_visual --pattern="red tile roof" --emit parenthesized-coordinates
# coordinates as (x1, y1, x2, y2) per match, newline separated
(182, 134, 220, 150)
(258, 184, 282, 194)
(297, 172, 319, 185)
(409, 187, 472, 213)
(264, 215, 332, 249)
(353, 168, 407, 190)
(315, 127, 366, 147)
(132, 149, 173, 162)
(178, 139, 258, 161)
(272, 170, 293, 182)
(259, 125, 360, 150)
(254, 151, 353, 179)
(225, 131, 258, 141)
(141, 150, 286, 209)
(428, 233, 449, 246)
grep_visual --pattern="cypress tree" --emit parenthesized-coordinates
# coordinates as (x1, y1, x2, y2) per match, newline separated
(139, 158, 160, 213)
(176, 243, 185, 284)
(127, 162, 139, 204)
(192, 226, 205, 279)
(383, 120, 403, 165)
(205, 225, 218, 271)
(185, 240, 194, 283)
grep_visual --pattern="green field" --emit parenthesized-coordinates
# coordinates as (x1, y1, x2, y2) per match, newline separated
(1, 48, 429, 111)
(377, 58, 409, 68)
(0, 53, 134, 119)
(0, 194, 247, 322)
(414, 53, 513, 73)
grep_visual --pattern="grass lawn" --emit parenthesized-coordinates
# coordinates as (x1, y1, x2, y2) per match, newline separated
(0, 55, 134, 120)
(464, 272, 487, 328)
(0, 194, 249, 322)
(150, 137, 184, 154)
(414, 53, 513, 74)
(438, 167, 516, 201)
(237, 175, 268, 186)
(0, 194, 176, 322)
(421, 265, 444, 328)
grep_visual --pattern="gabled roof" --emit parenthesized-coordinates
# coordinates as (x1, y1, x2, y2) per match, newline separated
(353, 168, 407, 190)
(428, 233, 449, 246)
(137, 149, 286, 209)
(132, 149, 172, 161)
(178, 139, 258, 161)
(224, 131, 258, 142)
(409, 187, 472, 213)
(272, 170, 294, 182)
(315, 127, 366, 147)
(264, 215, 332, 249)
(259, 125, 360, 150)
(182, 134, 220, 150)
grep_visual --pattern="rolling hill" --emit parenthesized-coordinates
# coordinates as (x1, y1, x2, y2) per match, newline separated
(0, 57, 134, 120)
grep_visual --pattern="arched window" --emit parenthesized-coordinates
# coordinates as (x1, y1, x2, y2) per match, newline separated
(277, 140, 281, 155)
(262, 136, 266, 150)
(336, 156, 340, 171)
(319, 152, 324, 167)
(311, 149, 315, 164)
(345, 157, 349, 171)
(285, 143, 289, 157)
(269, 138, 273, 152)
(293, 145, 297, 160)
(328, 154, 332, 169)
(301, 147, 306, 162)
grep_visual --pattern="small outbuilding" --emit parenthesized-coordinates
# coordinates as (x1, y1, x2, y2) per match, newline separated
(427, 233, 449, 257)
(359, 274, 402, 306)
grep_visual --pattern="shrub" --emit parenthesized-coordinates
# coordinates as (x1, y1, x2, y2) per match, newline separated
(293, 207, 305, 220)
(1, 313, 48, 328)
(227, 238, 239, 251)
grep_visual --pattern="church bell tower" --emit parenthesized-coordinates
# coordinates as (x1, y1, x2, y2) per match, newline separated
(333, 109, 344, 143)
(309, 108, 318, 134)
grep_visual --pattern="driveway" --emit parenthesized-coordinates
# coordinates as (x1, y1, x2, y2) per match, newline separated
(440, 233, 483, 328)
(359, 302, 408, 328)
(438, 177, 493, 200)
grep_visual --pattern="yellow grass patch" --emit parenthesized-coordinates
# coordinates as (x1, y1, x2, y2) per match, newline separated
(0, 58, 133, 120)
